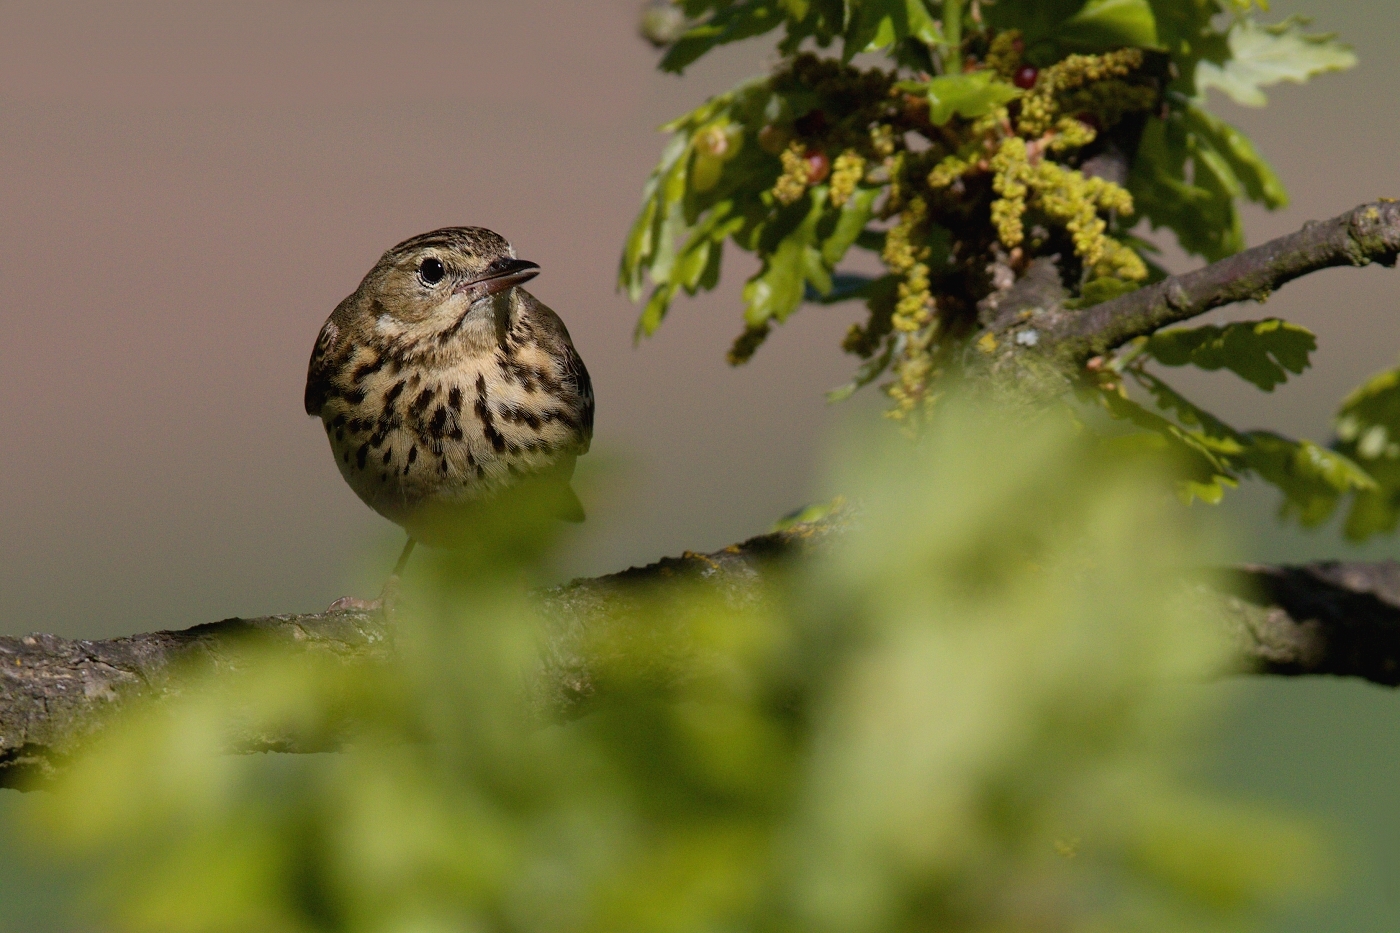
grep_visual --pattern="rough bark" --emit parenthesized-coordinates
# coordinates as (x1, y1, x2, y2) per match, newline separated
(1035, 200, 1400, 363)
(0, 609, 393, 788)
(1210, 561, 1400, 684)
(966, 200, 1400, 386)
(0, 520, 838, 789)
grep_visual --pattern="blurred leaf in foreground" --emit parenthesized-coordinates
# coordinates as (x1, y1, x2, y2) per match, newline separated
(35, 399, 1321, 932)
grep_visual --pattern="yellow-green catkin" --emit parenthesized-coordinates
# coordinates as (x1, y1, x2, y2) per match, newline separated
(1060, 81, 1158, 129)
(892, 262, 932, 333)
(882, 200, 933, 336)
(990, 136, 1031, 248)
(773, 141, 811, 204)
(886, 347, 937, 423)
(870, 123, 896, 158)
(885, 150, 909, 213)
(987, 134, 1145, 280)
(830, 151, 866, 207)
(1031, 162, 1145, 279)
(928, 153, 973, 189)
(1096, 239, 1149, 281)
(1048, 115, 1097, 153)
(971, 105, 1012, 137)
(985, 29, 1023, 79)
(1017, 49, 1145, 136)
(881, 198, 939, 422)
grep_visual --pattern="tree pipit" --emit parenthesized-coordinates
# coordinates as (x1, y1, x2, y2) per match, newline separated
(305, 228, 593, 609)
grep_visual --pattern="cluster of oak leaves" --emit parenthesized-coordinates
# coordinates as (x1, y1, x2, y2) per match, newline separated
(623, 5, 1400, 538)
(626, 38, 1162, 418)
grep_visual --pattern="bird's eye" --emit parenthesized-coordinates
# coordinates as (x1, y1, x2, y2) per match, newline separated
(418, 257, 446, 286)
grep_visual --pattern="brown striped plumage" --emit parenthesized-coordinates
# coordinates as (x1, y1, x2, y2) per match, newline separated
(306, 228, 593, 550)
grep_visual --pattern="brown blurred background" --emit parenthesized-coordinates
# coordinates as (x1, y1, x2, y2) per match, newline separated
(2, 1, 1399, 929)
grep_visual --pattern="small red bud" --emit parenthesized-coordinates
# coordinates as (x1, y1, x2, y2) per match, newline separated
(1013, 65, 1038, 89)
(805, 150, 831, 184)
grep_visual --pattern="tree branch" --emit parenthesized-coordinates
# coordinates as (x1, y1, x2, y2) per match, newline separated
(0, 521, 839, 789)
(1031, 200, 1400, 362)
(3, 514, 1400, 789)
(1208, 561, 1400, 684)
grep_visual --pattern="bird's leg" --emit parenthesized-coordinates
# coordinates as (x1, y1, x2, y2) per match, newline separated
(326, 537, 417, 614)
(391, 536, 417, 577)
(377, 537, 417, 612)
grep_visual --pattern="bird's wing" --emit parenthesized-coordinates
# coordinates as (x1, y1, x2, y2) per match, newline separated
(517, 289, 594, 455)
(304, 318, 341, 417)
(561, 339, 595, 454)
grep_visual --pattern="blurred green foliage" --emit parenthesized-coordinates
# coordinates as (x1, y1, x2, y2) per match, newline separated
(619, 0, 1385, 533)
(33, 400, 1320, 932)
(1328, 363, 1400, 538)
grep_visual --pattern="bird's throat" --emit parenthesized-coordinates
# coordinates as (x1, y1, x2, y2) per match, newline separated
(439, 291, 513, 351)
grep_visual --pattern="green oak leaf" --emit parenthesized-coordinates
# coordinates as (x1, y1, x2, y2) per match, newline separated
(1129, 373, 1248, 461)
(645, 199, 691, 300)
(1338, 480, 1400, 540)
(843, 0, 941, 60)
(1243, 433, 1374, 526)
(1129, 113, 1245, 261)
(1195, 16, 1356, 107)
(620, 133, 691, 300)
(743, 187, 831, 327)
(821, 186, 878, 266)
(1183, 103, 1288, 209)
(1332, 365, 1400, 539)
(1336, 367, 1400, 461)
(909, 71, 1021, 125)
(1121, 370, 1373, 518)
(675, 203, 740, 293)
(1130, 104, 1287, 261)
(1146, 318, 1316, 391)
(662, 2, 789, 73)
(1057, 0, 1159, 52)
(1097, 389, 1240, 503)
(827, 332, 897, 402)
(1145, 0, 1224, 95)
(982, 0, 1086, 45)
(621, 194, 661, 301)
(637, 282, 677, 337)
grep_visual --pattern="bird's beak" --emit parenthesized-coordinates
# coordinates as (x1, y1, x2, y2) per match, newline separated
(457, 258, 541, 300)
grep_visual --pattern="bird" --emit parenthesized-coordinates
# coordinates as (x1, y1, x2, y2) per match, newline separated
(305, 227, 594, 603)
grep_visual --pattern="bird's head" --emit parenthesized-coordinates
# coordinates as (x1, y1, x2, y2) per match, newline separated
(357, 226, 540, 338)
